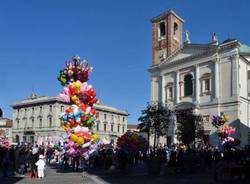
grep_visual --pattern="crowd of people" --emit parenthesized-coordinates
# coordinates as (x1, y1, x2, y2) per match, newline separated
(85, 143, 250, 181)
(162, 144, 250, 181)
(1, 142, 250, 181)
(0, 143, 63, 179)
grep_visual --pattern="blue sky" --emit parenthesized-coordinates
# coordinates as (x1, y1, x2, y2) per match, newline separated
(0, 0, 250, 123)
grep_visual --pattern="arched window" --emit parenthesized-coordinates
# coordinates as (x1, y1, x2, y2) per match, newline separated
(159, 22, 165, 37)
(184, 74, 193, 96)
(174, 22, 178, 36)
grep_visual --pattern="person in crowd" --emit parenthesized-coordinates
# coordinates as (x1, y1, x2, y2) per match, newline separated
(63, 152, 70, 170)
(35, 155, 46, 179)
(72, 150, 80, 172)
(2, 146, 11, 177)
(46, 146, 54, 165)
(30, 145, 39, 178)
(117, 149, 128, 175)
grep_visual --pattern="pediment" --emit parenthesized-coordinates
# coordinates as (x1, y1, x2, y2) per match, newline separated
(159, 44, 217, 66)
(169, 45, 211, 62)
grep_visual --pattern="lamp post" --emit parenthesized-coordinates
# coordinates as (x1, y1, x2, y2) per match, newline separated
(193, 107, 199, 149)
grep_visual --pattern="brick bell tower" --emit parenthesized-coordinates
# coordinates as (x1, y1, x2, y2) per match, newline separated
(151, 10, 184, 65)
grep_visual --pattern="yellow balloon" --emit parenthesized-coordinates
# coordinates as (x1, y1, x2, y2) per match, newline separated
(71, 134, 78, 142)
(91, 134, 100, 142)
(76, 137, 85, 145)
(71, 95, 79, 104)
(225, 115, 230, 121)
(73, 81, 81, 88)
(73, 81, 81, 94)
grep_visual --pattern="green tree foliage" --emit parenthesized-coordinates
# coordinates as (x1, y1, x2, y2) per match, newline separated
(175, 108, 204, 146)
(138, 102, 172, 153)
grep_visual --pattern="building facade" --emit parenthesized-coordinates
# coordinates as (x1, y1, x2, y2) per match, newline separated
(12, 94, 128, 144)
(0, 107, 13, 141)
(150, 10, 250, 147)
(0, 118, 13, 141)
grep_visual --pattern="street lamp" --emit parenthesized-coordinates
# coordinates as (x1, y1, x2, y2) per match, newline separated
(193, 107, 199, 149)
(193, 107, 199, 115)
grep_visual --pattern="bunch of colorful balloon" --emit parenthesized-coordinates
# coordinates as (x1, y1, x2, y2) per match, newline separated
(217, 125, 236, 139)
(58, 56, 100, 159)
(211, 114, 229, 128)
(211, 114, 236, 146)
(116, 131, 148, 153)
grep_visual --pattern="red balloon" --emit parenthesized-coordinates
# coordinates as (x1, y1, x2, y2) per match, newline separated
(79, 104, 88, 111)
(69, 85, 76, 95)
(73, 66, 78, 73)
(76, 131, 91, 141)
(91, 108, 96, 115)
(89, 98, 98, 105)
(83, 71, 88, 78)
(65, 108, 73, 113)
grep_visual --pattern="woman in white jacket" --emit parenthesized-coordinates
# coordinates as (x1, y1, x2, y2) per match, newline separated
(35, 155, 46, 179)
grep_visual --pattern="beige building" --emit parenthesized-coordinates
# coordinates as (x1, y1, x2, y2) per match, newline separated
(0, 107, 13, 141)
(12, 94, 128, 144)
(127, 124, 139, 132)
(0, 118, 13, 141)
(150, 10, 250, 147)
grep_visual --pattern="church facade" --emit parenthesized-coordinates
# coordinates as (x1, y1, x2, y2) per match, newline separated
(149, 10, 250, 146)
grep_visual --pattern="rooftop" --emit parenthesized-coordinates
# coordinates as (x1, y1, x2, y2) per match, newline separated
(0, 118, 12, 127)
(239, 44, 250, 55)
(151, 9, 184, 23)
(12, 94, 129, 115)
(127, 124, 138, 129)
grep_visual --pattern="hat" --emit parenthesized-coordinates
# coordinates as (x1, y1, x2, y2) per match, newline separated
(39, 155, 44, 159)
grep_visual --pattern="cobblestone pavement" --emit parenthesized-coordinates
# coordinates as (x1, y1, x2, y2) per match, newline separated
(1, 163, 248, 184)
(85, 163, 217, 184)
(1, 165, 96, 184)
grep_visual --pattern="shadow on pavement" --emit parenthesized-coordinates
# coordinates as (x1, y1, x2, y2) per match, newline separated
(1, 177, 25, 184)
(83, 163, 233, 184)
(49, 163, 84, 174)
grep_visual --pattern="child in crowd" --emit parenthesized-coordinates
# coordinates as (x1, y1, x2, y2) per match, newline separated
(35, 155, 46, 179)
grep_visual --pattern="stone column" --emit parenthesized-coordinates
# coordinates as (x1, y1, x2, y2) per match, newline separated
(162, 75, 166, 105)
(175, 71, 180, 104)
(151, 76, 159, 103)
(231, 54, 239, 96)
(172, 113, 178, 144)
(214, 58, 219, 99)
(195, 65, 200, 103)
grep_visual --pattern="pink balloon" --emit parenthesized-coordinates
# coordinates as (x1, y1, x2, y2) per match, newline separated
(59, 87, 70, 102)
(80, 82, 88, 93)
(67, 147, 75, 155)
(59, 94, 70, 102)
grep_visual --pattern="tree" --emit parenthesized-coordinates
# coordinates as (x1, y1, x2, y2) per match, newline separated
(175, 108, 204, 146)
(138, 102, 172, 154)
